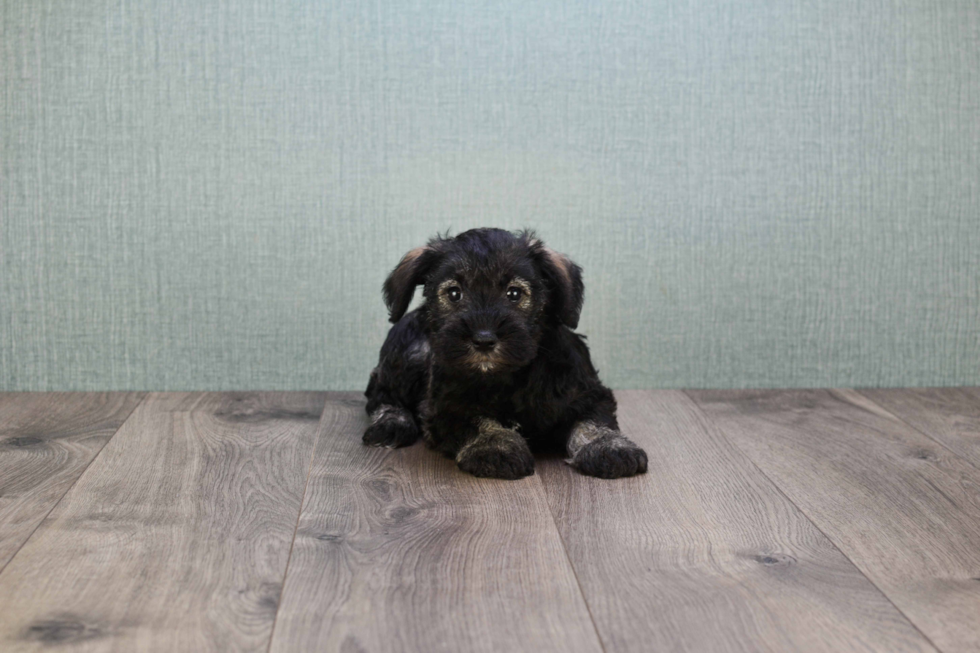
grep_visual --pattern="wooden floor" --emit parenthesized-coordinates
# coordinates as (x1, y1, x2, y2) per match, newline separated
(1, 389, 980, 652)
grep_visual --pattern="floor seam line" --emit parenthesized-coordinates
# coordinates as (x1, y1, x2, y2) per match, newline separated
(851, 388, 980, 475)
(540, 472, 609, 653)
(0, 391, 149, 578)
(265, 391, 331, 653)
(682, 388, 945, 653)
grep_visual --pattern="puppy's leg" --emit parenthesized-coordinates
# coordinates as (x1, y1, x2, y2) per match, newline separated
(363, 396, 420, 448)
(363, 367, 420, 449)
(455, 417, 534, 480)
(566, 419, 648, 479)
(362, 310, 429, 448)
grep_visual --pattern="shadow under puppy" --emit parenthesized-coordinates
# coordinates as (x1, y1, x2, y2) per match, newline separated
(363, 227, 648, 480)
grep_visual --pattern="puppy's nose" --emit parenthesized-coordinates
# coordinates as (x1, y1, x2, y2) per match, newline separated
(471, 330, 498, 352)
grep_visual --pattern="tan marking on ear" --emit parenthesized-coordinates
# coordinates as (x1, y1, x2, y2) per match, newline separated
(542, 247, 572, 287)
(398, 246, 428, 268)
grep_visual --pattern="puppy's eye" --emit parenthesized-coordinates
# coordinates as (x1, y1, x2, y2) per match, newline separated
(506, 286, 523, 302)
(447, 286, 463, 303)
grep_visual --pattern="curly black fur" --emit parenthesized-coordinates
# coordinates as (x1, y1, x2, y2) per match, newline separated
(363, 227, 648, 480)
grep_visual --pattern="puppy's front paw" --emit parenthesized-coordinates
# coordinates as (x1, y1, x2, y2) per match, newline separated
(572, 433, 648, 479)
(456, 429, 534, 480)
(363, 405, 420, 448)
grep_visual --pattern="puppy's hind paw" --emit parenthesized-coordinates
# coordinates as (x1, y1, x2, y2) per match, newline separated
(571, 433, 648, 479)
(363, 406, 420, 448)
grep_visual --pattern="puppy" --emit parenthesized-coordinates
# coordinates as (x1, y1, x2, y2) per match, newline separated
(363, 228, 648, 480)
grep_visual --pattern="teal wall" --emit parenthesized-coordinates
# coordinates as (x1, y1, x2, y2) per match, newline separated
(2, 0, 978, 391)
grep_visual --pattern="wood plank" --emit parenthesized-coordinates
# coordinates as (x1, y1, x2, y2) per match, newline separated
(539, 390, 935, 653)
(688, 388, 980, 653)
(0, 392, 325, 652)
(858, 387, 980, 468)
(270, 391, 603, 653)
(0, 392, 145, 572)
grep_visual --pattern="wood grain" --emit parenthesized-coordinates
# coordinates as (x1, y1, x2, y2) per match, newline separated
(0, 392, 325, 652)
(270, 391, 603, 653)
(0, 392, 145, 572)
(538, 390, 935, 653)
(688, 388, 980, 653)
(858, 387, 980, 469)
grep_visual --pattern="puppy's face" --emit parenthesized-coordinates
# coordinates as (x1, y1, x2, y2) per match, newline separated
(424, 251, 544, 374)
(382, 229, 584, 376)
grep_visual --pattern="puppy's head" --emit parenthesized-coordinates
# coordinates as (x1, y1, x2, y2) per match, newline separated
(382, 228, 584, 375)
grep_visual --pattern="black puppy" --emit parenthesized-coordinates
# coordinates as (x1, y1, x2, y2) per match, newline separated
(363, 227, 648, 480)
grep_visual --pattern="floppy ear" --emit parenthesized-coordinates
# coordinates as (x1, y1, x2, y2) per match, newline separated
(382, 245, 442, 323)
(528, 238, 585, 329)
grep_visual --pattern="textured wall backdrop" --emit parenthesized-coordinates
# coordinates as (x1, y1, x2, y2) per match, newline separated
(1, 0, 978, 391)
